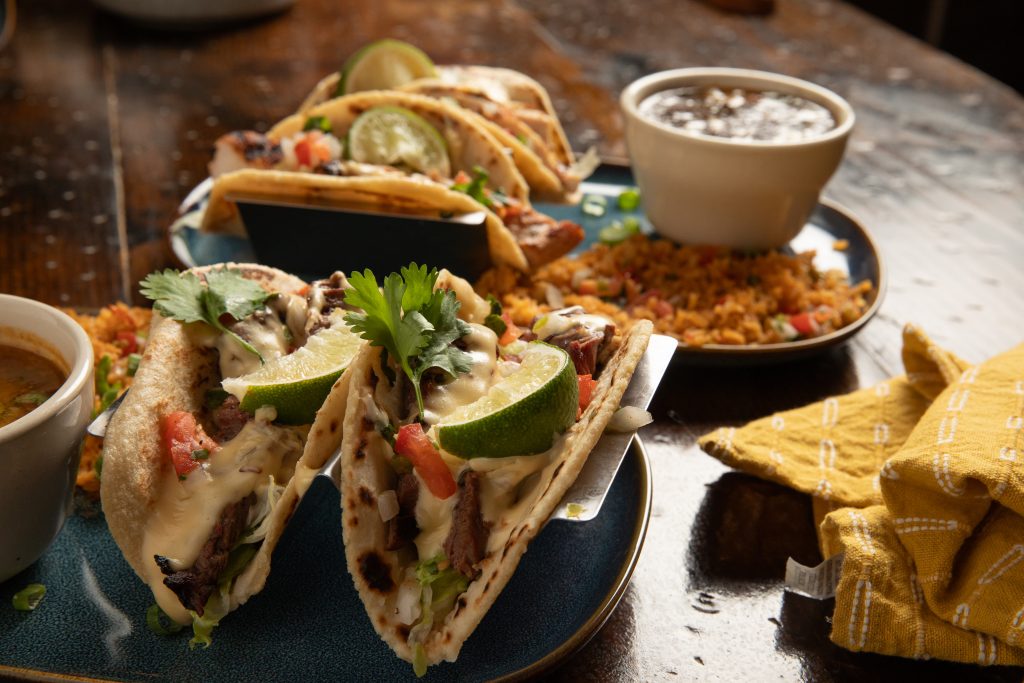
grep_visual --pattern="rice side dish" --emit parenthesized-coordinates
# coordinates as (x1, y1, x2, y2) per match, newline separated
(476, 234, 873, 347)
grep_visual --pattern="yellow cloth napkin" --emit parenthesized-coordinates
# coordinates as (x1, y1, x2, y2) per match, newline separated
(700, 325, 1024, 665)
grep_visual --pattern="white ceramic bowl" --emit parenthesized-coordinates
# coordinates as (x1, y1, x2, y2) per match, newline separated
(621, 68, 855, 249)
(0, 295, 94, 583)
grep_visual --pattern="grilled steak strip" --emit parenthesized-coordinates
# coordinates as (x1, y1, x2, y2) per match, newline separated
(502, 208, 584, 268)
(155, 493, 255, 615)
(443, 471, 489, 579)
(547, 323, 615, 376)
(385, 473, 420, 551)
(210, 395, 251, 442)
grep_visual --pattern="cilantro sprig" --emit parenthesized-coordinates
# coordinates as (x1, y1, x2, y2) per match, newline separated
(451, 165, 493, 208)
(343, 264, 473, 419)
(140, 268, 270, 362)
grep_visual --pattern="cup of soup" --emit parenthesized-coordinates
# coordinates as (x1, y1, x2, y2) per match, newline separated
(0, 294, 94, 583)
(620, 68, 855, 248)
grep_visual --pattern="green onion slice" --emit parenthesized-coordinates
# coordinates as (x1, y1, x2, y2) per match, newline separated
(146, 604, 185, 635)
(617, 187, 640, 211)
(12, 584, 46, 611)
(581, 194, 608, 217)
(598, 217, 641, 245)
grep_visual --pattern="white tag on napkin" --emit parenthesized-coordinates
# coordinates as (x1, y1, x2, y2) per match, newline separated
(784, 553, 844, 599)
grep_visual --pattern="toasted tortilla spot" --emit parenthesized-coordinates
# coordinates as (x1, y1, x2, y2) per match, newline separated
(397, 624, 411, 640)
(358, 486, 375, 506)
(355, 448, 366, 460)
(358, 552, 395, 593)
(330, 418, 339, 433)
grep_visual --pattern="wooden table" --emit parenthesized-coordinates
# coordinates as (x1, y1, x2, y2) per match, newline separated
(2, 0, 1023, 680)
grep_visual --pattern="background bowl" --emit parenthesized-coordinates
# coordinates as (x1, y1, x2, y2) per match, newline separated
(620, 67, 854, 249)
(0, 295, 94, 583)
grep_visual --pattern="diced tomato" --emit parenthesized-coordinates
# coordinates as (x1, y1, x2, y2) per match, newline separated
(394, 424, 457, 499)
(577, 374, 597, 419)
(295, 284, 311, 296)
(453, 170, 471, 185)
(498, 312, 522, 346)
(294, 137, 313, 167)
(577, 279, 599, 296)
(788, 312, 818, 337)
(596, 276, 623, 298)
(653, 299, 674, 318)
(116, 330, 138, 355)
(160, 411, 219, 479)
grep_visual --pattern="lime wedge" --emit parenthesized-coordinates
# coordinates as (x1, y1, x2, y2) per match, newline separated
(337, 39, 437, 95)
(347, 106, 451, 177)
(222, 322, 364, 425)
(436, 342, 578, 458)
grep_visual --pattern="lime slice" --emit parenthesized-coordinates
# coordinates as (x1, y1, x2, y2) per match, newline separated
(347, 106, 451, 177)
(436, 342, 578, 458)
(337, 39, 437, 95)
(222, 322, 364, 425)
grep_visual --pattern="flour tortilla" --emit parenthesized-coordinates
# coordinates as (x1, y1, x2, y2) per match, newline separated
(301, 65, 575, 169)
(338, 280, 654, 666)
(272, 91, 528, 202)
(100, 263, 351, 620)
(200, 170, 529, 272)
(397, 79, 571, 201)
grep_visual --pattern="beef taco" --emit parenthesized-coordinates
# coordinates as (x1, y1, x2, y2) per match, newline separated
(332, 265, 653, 674)
(101, 264, 364, 645)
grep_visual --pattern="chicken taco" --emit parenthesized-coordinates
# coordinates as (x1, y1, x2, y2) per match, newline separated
(331, 264, 652, 674)
(101, 264, 365, 645)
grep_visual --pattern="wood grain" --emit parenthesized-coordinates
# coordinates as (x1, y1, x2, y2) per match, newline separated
(1, 0, 1022, 680)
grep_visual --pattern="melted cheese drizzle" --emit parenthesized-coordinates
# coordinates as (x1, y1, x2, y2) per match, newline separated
(140, 419, 303, 624)
(216, 310, 291, 379)
(421, 323, 497, 425)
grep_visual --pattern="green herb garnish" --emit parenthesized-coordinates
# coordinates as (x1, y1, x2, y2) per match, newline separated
(191, 448, 209, 461)
(126, 353, 142, 376)
(12, 584, 46, 611)
(302, 115, 332, 133)
(140, 268, 270, 363)
(146, 604, 184, 635)
(343, 264, 473, 419)
(515, 132, 530, 147)
(483, 294, 506, 337)
(598, 216, 641, 245)
(451, 166, 493, 208)
(617, 187, 640, 211)
(14, 392, 49, 406)
(94, 355, 122, 417)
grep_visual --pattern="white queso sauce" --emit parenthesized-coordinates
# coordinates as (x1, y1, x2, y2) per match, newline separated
(639, 86, 836, 143)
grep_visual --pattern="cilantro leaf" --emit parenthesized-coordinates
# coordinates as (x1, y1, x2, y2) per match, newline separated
(451, 166, 493, 208)
(412, 290, 472, 389)
(344, 264, 474, 419)
(140, 268, 270, 362)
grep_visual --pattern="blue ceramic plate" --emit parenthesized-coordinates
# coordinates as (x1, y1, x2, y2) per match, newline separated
(170, 164, 884, 364)
(0, 439, 652, 682)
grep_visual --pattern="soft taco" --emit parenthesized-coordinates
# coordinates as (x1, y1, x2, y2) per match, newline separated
(299, 41, 575, 167)
(201, 164, 583, 271)
(101, 264, 364, 644)
(332, 264, 653, 674)
(299, 40, 591, 201)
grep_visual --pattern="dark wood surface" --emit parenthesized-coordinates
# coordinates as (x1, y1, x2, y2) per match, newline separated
(2, 0, 1023, 680)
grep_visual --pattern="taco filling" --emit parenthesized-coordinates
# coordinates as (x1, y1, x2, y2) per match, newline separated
(339, 265, 621, 674)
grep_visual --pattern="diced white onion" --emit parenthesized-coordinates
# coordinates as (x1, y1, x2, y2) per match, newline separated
(395, 580, 422, 625)
(254, 405, 278, 423)
(570, 146, 601, 180)
(324, 134, 343, 161)
(571, 268, 592, 289)
(532, 311, 576, 340)
(544, 283, 565, 309)
(377, 489, 399, 523)
(606, 406, 653, 433)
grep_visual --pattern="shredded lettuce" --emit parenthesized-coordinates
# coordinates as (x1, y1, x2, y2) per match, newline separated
(407, 553, 469, 670)
(413, 644, 429, 678)
(239, 476, 285, 545)
(187, 542, 260, 648)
